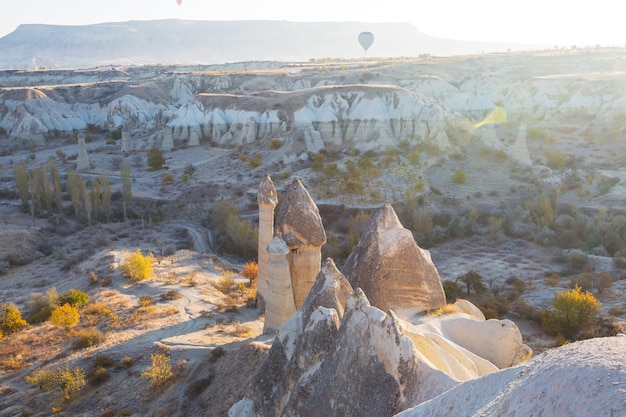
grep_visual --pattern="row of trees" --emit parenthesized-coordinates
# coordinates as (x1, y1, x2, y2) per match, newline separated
(13, 159, 133, 224)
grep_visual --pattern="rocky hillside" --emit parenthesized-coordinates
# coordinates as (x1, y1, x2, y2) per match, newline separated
(0, 20, 538, 69)
(1, 48, 625, 159)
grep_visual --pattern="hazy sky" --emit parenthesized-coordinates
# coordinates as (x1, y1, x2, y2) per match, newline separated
(1, 0, 624, 47)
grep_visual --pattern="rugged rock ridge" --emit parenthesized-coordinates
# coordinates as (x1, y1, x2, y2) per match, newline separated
(231, 260, 458, 417)
(395, 336, 626, 417)
(343, 202, 446, 318)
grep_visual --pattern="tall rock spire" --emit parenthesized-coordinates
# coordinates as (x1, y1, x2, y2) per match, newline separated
(76, 132, 89, 171)
(161, 126, 174, 151)
(274, 179, 326, 309)
(257, 174, 278, 307)
(509, 122, 533, 166)
(343, 202, 446, 318)
(121, 126, 131, 153)
(263, 237, 296, 333)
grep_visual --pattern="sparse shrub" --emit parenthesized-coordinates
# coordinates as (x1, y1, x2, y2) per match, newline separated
(269, 138, 282, 150)
(208, 347, 226, 363)
(544, 273, 560, 287)
(456, 270, 487, 296)
(49, 304, 80, 329)
(26, 365, 86, 400)
(451, 170, 467, 184)
(215, 271, 235, 294)
(232, 322, 253, 337)
(139, 295, 153, 307)
(248, 154, 262, 168)
(311, 153, 326, 171)
(161, 173, 175, 185)
(160, 290, 182, 301)
(546, 150, 567, 170)
(568, 251, 588, 270)
(428, 304, 461, 316)
(218, 295, 239, 313)
(1, 354, 24, 370)
(121, 250, 154, 282)
(183, 272, 198, 287)
(27, 289, 60, 323)
(73, 327, 105, 349)
(147, 148, 166, 170)
(442, 280, 463, 303)
(82, 303, 115, 324)
(88, 365, 110, 386)
(142, 351, 174, 388)
(0, 303, 28, 334)
(59, 289, 90, 308)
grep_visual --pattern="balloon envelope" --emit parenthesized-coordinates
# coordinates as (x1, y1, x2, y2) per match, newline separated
(177, 0, 182, 5)
(358, 32, 374, 52)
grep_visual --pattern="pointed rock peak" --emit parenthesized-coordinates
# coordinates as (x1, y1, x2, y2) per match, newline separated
(343, 202, 446, 316)
(275, 178, 326, 247)
(258, 174, 278, 207)
(320, 258, 343, 281)
(371, 201, 402, 231)
(346, 288, 371, 313)
(300, 257, 353, 322)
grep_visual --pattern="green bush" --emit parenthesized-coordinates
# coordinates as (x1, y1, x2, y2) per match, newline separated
(73, 327, 106, 349)
(147, 148, 166, 171)
(269, 138, 282, 150)
(451, 170, 467, 184)
(0, 303, 28, 334)
(121, 250, 154, 282)
(59, 289, 90, 308)
(248, 154, 263, 168)
(27, 289, 60, 323)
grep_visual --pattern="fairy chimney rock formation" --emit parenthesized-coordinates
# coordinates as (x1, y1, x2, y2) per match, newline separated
(161, 126, 174, 151)
(76, 132, 89, 171)
(343, 202, 446, 318)
(121, 126, 131, 153)
(274, 179, 327, 309)
(188, 129, 200, 147)
(509, 122, 533, 166)
(257, 175, 279, 307)
(263, 237, 297, 333)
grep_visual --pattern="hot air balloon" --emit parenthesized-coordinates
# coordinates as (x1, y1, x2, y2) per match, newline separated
(358, 32, 374, 53)
(177, 0, 182, 5)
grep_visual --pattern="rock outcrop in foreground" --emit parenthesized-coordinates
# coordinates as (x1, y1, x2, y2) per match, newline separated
(231, 259, 532, 417)
(240, 184, 532, 416)
(396, 336, 626, 417)
(343, 202, 446, 318)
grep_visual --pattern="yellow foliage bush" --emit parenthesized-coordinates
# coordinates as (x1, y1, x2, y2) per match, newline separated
(142, 351, 173, 388)
(49, 304, 80, 329)
(542, 285, 601, 339)
(26, 365, 86, 400)
(241, 261, 258, 286)
(121, 250, 154, 282)
(0, 303, 28, 334)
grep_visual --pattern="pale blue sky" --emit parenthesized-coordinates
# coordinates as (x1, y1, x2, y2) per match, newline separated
(1, 0, 624, 47)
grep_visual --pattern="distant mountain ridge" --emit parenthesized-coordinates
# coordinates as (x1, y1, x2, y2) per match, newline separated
(0, 19, 541, 69)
